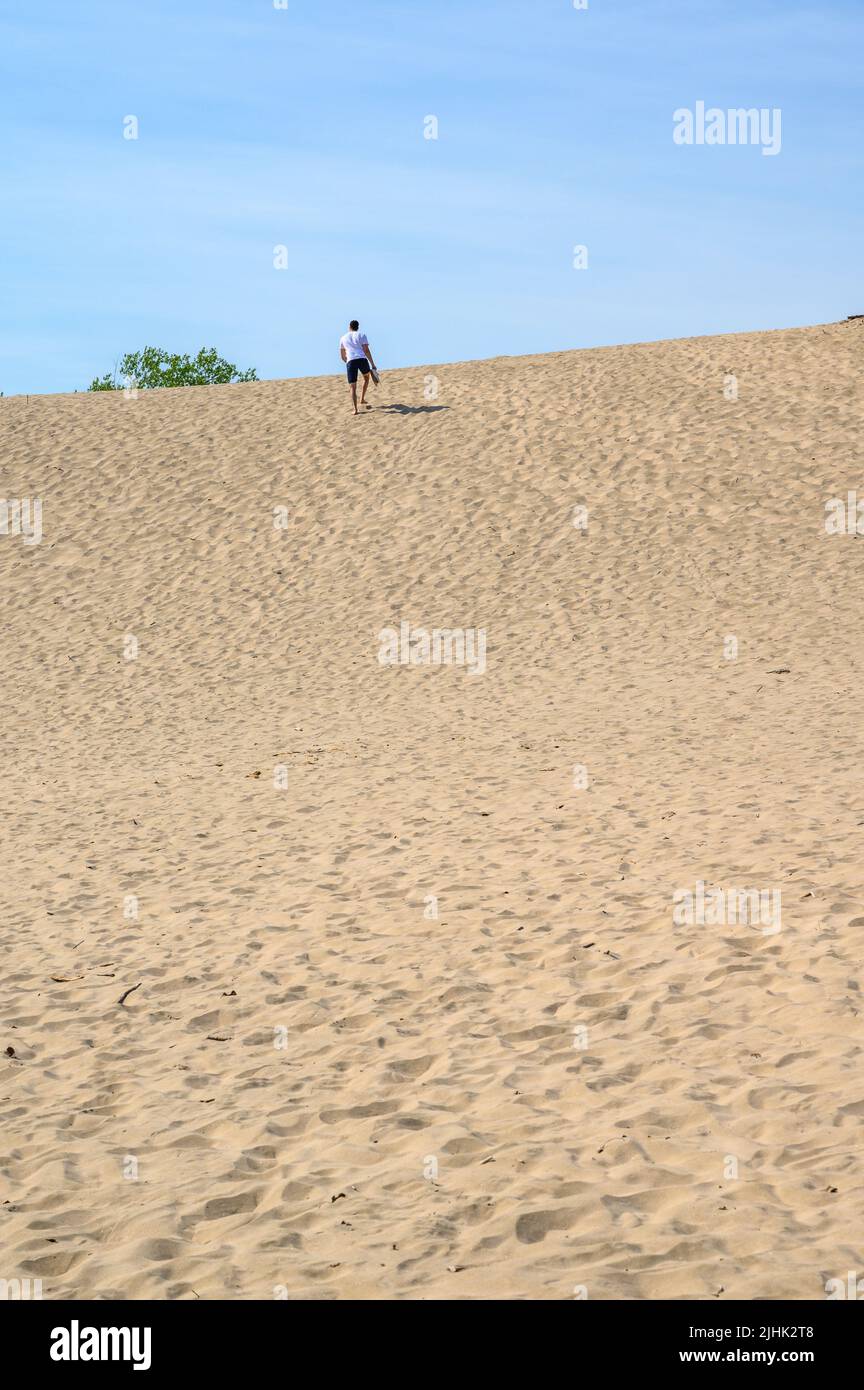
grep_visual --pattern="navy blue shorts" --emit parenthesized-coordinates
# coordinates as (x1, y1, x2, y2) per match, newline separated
(346, 357, 370, 384)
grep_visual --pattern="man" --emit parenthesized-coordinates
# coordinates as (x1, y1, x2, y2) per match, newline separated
(339, 319, 378, 415)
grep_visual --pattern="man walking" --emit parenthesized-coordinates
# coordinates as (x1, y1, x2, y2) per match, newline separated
(339, 319, 378, 415)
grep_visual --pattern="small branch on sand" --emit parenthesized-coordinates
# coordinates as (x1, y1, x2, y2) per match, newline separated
(118, 982, 142, 1007)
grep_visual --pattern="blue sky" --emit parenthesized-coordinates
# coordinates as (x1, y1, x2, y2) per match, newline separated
(0, 0, 861, 395)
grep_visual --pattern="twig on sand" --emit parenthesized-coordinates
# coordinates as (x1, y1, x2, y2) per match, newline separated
(118, 982, 142, 1007)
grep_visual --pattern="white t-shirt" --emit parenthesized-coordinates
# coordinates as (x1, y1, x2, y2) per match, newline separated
(340, 330, 369, 362)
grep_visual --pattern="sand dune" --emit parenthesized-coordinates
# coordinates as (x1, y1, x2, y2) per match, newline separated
(1, 319, 863, 1300)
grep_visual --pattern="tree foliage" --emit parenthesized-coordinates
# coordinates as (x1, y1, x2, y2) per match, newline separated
(88, 346, 258, 391)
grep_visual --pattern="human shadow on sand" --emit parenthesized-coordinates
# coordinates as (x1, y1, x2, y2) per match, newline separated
(377, 404, 450, 415)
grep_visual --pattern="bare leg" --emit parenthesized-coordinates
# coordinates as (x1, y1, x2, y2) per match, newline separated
(360, 371, 370, 407)
(350, 379, 359, 415)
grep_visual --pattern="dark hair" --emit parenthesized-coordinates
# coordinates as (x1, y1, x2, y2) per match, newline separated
(349, 320, 359, 331)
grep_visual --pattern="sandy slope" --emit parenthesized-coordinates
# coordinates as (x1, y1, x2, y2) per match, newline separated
(1, 320, 863, 1301)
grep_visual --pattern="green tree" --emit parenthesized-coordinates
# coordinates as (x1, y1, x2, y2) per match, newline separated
(88, 346, 258, 391)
